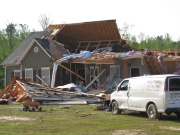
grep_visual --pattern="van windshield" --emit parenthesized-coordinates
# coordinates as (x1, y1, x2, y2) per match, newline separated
(169, 78, 180, 91)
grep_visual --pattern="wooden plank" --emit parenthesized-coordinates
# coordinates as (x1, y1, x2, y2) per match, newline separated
(105, 41, 111, 49)
(36, 75, 49, 86)
(57, 63, 85, 81)
(75, 42, 82, 53)
(85, 42, 91, 51)
(0, 76, 19, 97)
(95, 41, 101, 50)
(85, 69, 106, 89)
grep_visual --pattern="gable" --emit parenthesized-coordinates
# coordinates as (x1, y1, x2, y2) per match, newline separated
(21, 43, 52, 68)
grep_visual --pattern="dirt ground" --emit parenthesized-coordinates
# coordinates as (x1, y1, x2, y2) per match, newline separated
(160, 126, 180, 131)
(0, 116, 31, 121)
(113, 130, 147, 135)
(113, 126, 180, 135)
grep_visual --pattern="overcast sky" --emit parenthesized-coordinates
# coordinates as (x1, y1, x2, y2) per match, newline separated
(1, 0, 180, 41)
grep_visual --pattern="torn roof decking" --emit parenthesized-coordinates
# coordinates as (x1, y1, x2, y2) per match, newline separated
(16, 80, 101, 102)
(44, 20, 121, 53)
(61, 52, 144, 65)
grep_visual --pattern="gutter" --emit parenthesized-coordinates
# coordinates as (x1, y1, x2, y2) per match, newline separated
(4, 66, 6, 87)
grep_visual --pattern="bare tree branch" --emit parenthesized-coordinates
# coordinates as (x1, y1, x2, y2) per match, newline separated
(38, 13, 53, 30)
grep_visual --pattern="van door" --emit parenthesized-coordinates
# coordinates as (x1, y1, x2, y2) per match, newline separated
(166, 77, 180, 108)
(116, 80, 129, 109)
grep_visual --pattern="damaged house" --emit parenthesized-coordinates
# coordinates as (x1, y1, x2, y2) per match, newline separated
(1, 19, 180, 91)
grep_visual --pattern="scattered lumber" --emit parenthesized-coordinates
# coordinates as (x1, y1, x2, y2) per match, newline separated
(0, 77, 106, 105)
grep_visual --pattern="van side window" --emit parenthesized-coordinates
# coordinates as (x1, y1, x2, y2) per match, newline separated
(118, 80, 129, 91)
(169, 78, 180, 91)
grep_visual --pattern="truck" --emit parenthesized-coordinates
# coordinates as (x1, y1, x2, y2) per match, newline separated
(110, 74, 180, 119)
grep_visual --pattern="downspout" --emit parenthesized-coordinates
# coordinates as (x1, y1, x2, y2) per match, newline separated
(20, 64, 22, 79)
(4, 66, 6, 87)
(51, 62, 58, 88)
(85, 64, 87, 85)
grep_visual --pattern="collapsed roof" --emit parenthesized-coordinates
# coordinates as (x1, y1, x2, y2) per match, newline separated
(43, 20, 123, 53)
(0, 76, 106, 105)
(1, 19, 124, 66)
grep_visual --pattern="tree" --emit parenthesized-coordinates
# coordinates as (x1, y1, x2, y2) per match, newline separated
(164, 33, 173, 50)
(13, 24, 30, 49)
(119, 23, 134, 41)
(5, 23, 16, 49)
(0, 24, 30, 89)
(128, 35, 139, 49)
(38, 13, 53, 30)
(156, 35, 164, 50)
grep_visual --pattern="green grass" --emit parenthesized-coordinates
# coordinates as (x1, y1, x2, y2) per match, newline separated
(0, 103, 180, 135)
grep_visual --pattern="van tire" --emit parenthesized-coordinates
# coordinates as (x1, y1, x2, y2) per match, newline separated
(112, 101, 121, 114)
(147, 104, 159, 119)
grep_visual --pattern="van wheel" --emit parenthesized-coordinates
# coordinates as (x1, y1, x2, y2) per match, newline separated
(112, 101, 121, 114)
(147, 104, 159, 119)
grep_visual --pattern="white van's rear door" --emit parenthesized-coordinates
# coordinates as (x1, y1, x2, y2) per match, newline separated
(166, 77, 180, 108)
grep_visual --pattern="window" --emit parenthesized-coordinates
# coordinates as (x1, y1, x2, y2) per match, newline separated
(118, 80, 129, 91)
(90, 66, 99, 82)
(169, 78, 180, 91)
(110, 65, 120, 77)
(34, 46, 39, 53)
(25, 68, 33, 82)
(14, 70, 22, 78)
(41, 67, 50, 85)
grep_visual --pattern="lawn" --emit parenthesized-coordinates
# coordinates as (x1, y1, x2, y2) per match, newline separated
(0, 103, 180, 135)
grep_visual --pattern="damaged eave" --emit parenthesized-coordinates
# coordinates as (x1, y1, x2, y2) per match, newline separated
(70, 58, 116, 64)
(62, 51, 119, 64)
(120, 55, 143, 60)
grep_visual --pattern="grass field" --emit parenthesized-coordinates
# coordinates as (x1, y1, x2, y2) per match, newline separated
(0, 103, 180, 135)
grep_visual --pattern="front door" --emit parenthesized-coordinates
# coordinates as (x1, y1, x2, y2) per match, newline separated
(116, 80, 129, 109)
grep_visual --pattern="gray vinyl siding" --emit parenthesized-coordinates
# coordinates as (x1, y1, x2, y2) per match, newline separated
(5, 65, 21, 85)
(21, 43, 53, 83)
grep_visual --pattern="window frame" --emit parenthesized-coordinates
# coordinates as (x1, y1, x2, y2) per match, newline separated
(41, 67, 50, 85)
(25, 68, 33, 81)
(14, 70, 22, 78)
(130, 67, 140, 77)
(90, 66, 99, 82)
(118, 80, 129, 91)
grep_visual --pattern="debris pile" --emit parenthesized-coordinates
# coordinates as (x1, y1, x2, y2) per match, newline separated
(0, 76, 108, 106)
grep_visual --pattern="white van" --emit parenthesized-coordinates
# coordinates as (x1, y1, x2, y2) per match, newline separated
(110, 74, 180, 119)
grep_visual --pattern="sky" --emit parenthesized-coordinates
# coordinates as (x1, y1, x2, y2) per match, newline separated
(0, 0, 180, 41)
